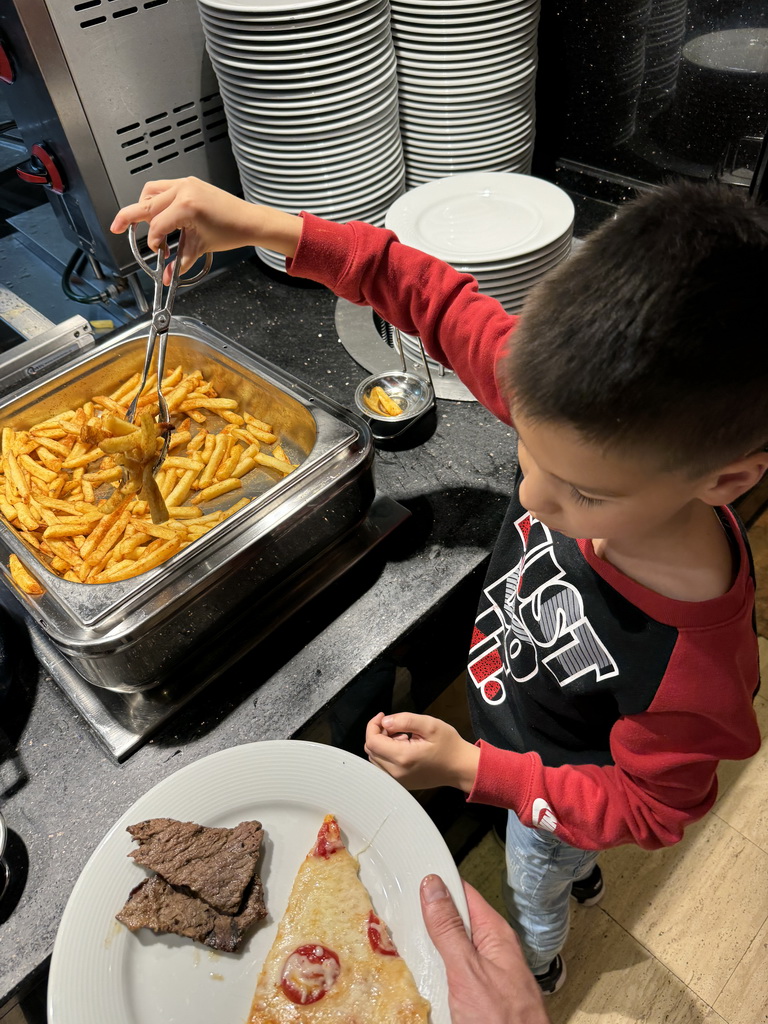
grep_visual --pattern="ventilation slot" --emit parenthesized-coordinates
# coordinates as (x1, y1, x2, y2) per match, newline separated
(117, 94, 229, 173)
(76, 0, 168, 26)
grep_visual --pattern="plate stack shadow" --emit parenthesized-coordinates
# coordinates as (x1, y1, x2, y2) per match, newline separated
(197, 0, 406, 272)
(389, 0, 541, 188)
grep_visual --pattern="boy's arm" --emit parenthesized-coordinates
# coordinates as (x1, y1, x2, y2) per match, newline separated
(288, 213, 518, 424)
(111, 181, 518, 423)
(369, 612, 762, 850)
(469, 668, 762, 851)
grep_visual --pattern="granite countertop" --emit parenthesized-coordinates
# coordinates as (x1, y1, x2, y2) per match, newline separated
(0, 254, 518, 1009)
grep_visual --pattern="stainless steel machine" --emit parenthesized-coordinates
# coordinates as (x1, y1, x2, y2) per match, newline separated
(0, 0, 241, 275)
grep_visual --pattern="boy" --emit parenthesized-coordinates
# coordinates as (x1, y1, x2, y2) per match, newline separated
(112, 177, 765, 994)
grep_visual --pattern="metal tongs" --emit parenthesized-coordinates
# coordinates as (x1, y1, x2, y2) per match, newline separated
(127, 223, 212, 472)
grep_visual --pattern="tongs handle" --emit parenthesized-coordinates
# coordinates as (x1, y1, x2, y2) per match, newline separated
(127, 224, 213, 288)
(125, 226, 213, 427)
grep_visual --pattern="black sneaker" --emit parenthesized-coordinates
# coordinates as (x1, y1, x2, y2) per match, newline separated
(571, 864, 604, 906)
(534, 954, 566, 995)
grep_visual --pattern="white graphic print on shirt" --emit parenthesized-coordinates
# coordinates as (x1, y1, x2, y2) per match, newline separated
(468, 512, 619, 706)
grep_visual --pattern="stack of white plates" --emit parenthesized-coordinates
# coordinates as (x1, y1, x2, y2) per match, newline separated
(385, 173, 574, 316)
(389, 0, 540, 188)
(198, 0, 405, 272)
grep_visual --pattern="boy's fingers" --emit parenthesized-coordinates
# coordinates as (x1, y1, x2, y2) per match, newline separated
(364, 714, 395, 755)
(380, 711, 431, 735)
(110, 202, 146, 233)
(365, 711, 386, 736)
(110, 181, 180, 235)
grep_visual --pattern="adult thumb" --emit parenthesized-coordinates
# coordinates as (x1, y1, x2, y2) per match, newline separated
(420, 874, 472, 968)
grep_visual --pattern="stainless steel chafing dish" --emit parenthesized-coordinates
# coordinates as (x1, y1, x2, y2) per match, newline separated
(0, 316, 375, 693)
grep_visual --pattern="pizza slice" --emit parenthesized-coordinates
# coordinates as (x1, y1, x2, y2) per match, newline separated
(248, 814, 430, 1024)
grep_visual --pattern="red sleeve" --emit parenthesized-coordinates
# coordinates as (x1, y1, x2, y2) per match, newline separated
(286, 212, 518, 424)
(468, 624, 762, 850)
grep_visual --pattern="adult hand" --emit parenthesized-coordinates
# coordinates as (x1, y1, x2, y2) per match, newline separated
(365, 712, 480, 791)
(421, 875, 550, 1024)
(110, 177, 302, 282)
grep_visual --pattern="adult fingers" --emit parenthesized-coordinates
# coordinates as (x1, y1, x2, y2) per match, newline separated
(420, 875, 475, 974)
(463, 882, 529, 967)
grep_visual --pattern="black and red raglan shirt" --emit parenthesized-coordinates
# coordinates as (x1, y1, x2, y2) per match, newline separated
(288, 213, 762, 852)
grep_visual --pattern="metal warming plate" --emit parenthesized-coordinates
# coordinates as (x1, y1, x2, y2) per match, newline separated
(0, 316, 384, 701)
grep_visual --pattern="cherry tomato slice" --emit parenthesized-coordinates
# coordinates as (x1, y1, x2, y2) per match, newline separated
(280, 944, 340, 1005)
(368, 912, 399, 956)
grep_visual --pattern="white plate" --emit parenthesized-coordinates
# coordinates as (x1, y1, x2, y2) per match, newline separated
(238, 152, 405, 197)
(396, 44, 534, 73)
(399, 77, 536, 102)
(243, 169, 406, 208)
(199, 0, 387, 39)
(204, 22, 391, 69)
(401, 108, 534, 135)
(48, 741, 466, 1024)
(386, 172, 574, 263)
(233, 128, 401, 173)
(402, 136, 532, 160)
(396, 57, 536, 89)
(403, 154, 533, 176)
(402, 120, 533, 145)
(228, 108, 398, 153)
(390, 2, 539, 29)
(237, 140, 404, 183)
(393, 27, 537, 63)
(201, 0, 375, 16)
(398, 80, 535, 109)
(208, 28, 393, 73)
(392, 0, 537, 9)
(216, 57, 394, 101)
(464, 238, 572, 277)
(391, 14, 539, 43)
(218, 67, 393, 112)
(225, 92, 398, 137)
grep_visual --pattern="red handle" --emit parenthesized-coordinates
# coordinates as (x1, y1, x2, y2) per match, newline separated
(0, 42, 13, 84)
(16, 143, 66, 194)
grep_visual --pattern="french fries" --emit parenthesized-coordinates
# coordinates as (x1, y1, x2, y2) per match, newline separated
(0, 365, 299, 592)
(363, 385, 403, 417)
(9, 553, 43, 595)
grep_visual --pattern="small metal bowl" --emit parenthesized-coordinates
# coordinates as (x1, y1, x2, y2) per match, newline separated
(354, 370, 435, 440)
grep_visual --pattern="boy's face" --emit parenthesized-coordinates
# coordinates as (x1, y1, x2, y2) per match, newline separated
(513, 413, 707, 543)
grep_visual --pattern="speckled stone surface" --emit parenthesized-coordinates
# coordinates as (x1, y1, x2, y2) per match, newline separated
(0, 254, 518, 1008)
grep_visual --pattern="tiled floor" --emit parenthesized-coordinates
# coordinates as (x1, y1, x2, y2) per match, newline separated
(455, 500, 768, 1024)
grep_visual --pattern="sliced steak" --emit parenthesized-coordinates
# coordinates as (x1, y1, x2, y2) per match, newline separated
(126, 818, 264, 915)
(115, 870, 267, 953)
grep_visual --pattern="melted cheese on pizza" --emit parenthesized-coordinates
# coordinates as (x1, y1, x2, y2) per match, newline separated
(248, 815, 430, 1024)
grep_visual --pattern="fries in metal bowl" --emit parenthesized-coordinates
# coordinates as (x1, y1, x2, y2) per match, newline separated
(0, 365, 298, 591)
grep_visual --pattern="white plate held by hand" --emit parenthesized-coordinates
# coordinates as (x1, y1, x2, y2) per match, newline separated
(48, 741, 467, 1024)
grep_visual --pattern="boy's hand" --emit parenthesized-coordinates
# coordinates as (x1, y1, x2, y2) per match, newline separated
(364, 712, 480, 792)
(110, 176, 302, 283)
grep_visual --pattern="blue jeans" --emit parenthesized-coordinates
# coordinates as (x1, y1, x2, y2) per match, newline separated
(503, 810, 600, 974)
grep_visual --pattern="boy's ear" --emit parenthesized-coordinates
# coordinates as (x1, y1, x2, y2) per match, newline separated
(698, 450, 768, 506)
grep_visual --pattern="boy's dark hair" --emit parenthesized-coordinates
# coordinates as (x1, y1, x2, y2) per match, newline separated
(501, 179, 768, 474)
